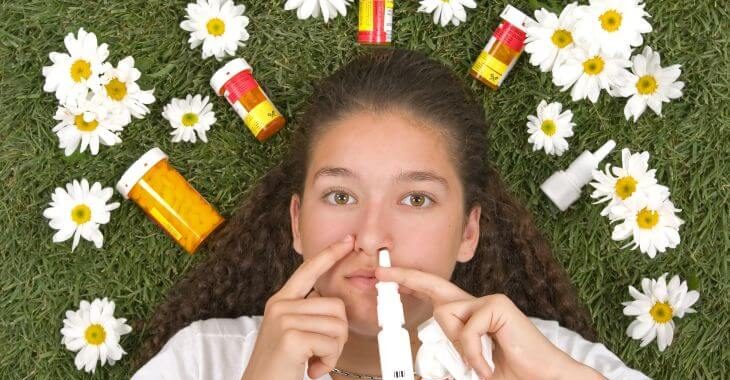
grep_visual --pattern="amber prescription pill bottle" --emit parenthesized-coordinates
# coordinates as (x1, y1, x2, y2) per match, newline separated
(211, 58, 286, 142)
(116, 148, 224, 254)
(470, 5, 529, 90)
(358, 0, 394, 45)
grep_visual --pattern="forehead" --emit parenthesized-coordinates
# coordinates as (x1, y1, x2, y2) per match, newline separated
(306, 111, 459, 185)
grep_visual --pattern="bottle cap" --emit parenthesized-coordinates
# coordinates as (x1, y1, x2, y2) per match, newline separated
(500, 4, 529, 31)
(210, 58, 253, 95)
(116, 147, 168, 199)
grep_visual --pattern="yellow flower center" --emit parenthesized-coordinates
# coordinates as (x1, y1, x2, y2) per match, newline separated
(599, 9, 622, 32)
(614, 176, 637, 199)
(84, 324, 107, 345)
(649, 302, 673, 324)
(636, 75, 658, 95)
(74, 115, 99, 132)
(181, 112, 199, 127)
(582, 56, 605, 75)
(551, 29, 573, 48)
(541, 119, 557, 136)
(105, 78, 128, 101)
(636, 208, 660, 229)
(70, 59, 92, 82)
(206, 18, 226, 36)
(71, 204, 92, 224)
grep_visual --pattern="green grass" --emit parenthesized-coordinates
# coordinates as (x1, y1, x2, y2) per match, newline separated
(0, 0, 727, 378)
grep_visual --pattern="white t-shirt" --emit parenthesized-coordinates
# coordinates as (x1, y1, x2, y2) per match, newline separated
(132, 316, 650, 380)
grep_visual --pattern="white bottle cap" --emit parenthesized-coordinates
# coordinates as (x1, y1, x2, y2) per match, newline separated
(210, 58, 253, 95)
(376, 249, 405, 328)
(116, 147, 168, 199)
(540, 140, 616, 211)
(500, 4, 529, 31)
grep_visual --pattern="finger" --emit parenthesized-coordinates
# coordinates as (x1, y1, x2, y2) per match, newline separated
(375, 266, 473, 305)
(305, 287, 320, 298)
(431, 298, 478, 364)
(277, 235, 354, 300)
(460, 299, 509, 379)
(296, 333, 341, 379)
(432, 298, 473, 341)
(279, 314, 348, 349)
(271, 297, 348, 322)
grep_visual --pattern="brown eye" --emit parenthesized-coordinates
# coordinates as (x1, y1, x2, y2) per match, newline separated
(325, 191, 355, 205)
(401, 193, 433, 208)
(410, 194, 425, 206)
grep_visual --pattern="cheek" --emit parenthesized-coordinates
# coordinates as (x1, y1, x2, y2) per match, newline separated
(389, 212, 463, 277)
(298, 201, 355, 257)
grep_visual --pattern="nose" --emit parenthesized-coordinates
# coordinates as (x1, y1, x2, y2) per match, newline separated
(352, 201, 393, 257)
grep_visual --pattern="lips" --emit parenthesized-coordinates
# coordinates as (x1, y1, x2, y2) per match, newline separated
(345, 268, 376, 278)
(345, 267, 377, 290)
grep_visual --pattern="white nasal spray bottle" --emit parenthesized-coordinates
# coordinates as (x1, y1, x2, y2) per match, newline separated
(376, 248, 416, 380)
(540, 140, 616, 211)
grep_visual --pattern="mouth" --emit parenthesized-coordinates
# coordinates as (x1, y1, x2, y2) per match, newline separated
(345, 268, 377, 289)
(345, 276, 378, 289)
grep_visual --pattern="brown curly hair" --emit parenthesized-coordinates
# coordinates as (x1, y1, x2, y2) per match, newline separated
(136, 48, 596, 367)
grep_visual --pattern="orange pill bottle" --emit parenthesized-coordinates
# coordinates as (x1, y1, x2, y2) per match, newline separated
(470, 5, 529, 90)
(358, 0, 394, 45)
(116, 148, 224, 254)
(211, 58, 286, 142)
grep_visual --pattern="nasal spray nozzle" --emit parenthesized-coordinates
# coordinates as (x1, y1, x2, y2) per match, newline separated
(540, 140, 616, 211)
(376, 248, 416, 380)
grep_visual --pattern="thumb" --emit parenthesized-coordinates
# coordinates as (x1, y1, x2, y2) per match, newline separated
(307, 357, 330, 379)
(305, 287, 321, 299)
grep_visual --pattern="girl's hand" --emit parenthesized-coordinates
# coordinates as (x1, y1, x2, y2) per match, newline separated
(375, 266, 605, 380)
(241, 235, 354, 380)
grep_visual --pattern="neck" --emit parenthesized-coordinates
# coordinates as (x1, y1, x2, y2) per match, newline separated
(331, 327, 422, 380)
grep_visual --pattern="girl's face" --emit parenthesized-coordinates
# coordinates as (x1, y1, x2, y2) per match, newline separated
(290, 110, 481, 336)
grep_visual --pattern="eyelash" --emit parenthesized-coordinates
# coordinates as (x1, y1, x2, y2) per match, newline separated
(321, 188, 437, 208)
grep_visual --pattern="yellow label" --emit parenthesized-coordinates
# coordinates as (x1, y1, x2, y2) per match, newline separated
(386, 0, 393, 8)
(359, 0, 373, 31)
(149, 207, 182, 240)
(472, 51, 508, 86)
(244, 101, 281, 136)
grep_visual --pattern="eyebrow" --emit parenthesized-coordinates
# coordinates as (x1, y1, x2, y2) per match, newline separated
(313, 166, 449, 190)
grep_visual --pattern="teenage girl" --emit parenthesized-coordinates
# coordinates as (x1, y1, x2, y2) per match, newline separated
(132, 49, 648, 380)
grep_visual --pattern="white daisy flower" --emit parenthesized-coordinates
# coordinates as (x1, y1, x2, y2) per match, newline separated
(622, 273, 699, 351)
(610, 193, 683, 258)
(590, 148, 669, 219)
(417, 0, 477, 27)
(61, 298, 132, 373)
(98, 56, 156, 125)
(574, 0, 652, 58)
(42, 28, 110, 106)
(552, 45, 631, 103)
(162, 94, 217, 143)
(617, 46, 685, 122)
(52, 92, 126, 156)
(526, 100, 575, 156)
(524, 2, 583, 72)
(43, 179, 120, 251)
(284, 0, 353, 23)
(180, 0, 250, 61)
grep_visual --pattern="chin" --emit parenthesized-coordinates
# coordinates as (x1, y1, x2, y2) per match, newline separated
(344, 292, 381, 336)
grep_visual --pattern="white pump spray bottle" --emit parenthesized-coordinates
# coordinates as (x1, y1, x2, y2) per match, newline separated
(376, 248, 416, 380)
(540, 140, 616, 211)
